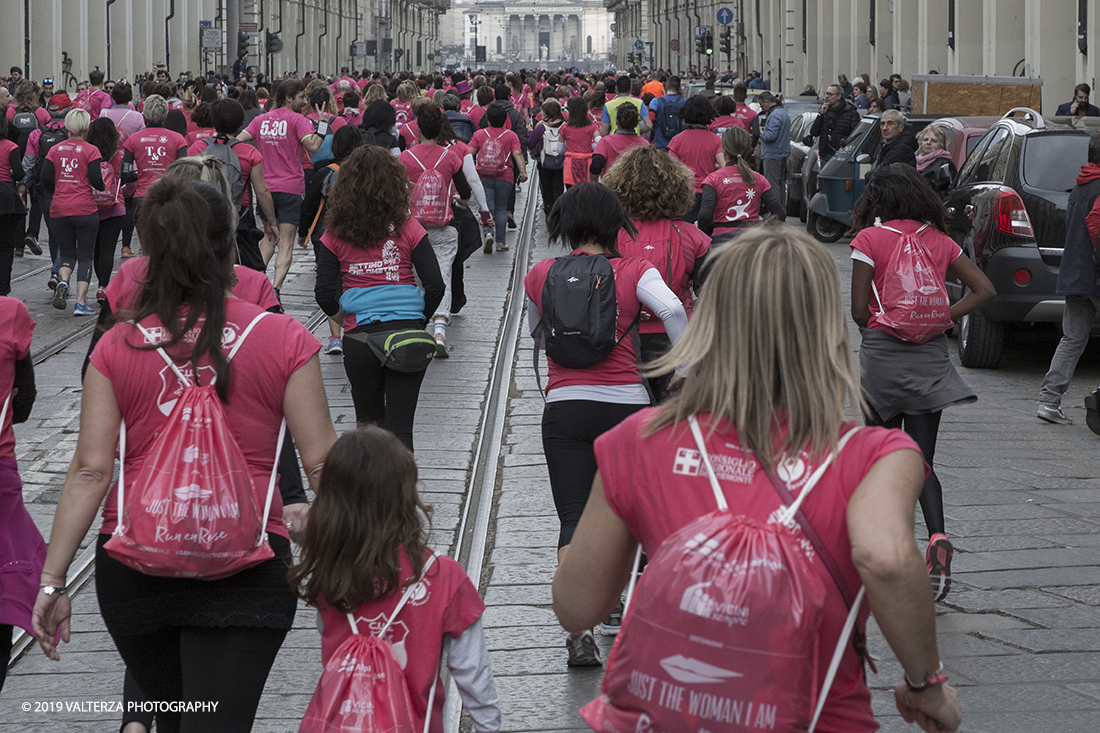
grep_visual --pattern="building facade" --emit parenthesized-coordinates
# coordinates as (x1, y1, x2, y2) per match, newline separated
(609, 0, 1100, 114)
(2, 0, 449, 87)
(459, 0, 613, 70)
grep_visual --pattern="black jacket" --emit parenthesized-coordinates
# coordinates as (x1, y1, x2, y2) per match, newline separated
(1056, 169, 1100, 297)
(810, 100, 860, 159)
(872, 132, 918, 170)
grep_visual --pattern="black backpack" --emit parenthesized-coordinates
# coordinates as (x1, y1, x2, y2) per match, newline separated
(10, 107, 40, 159)
(656, 95, 686, 140)
(201, 136, 246, 209)
(35, 125, 69, 182)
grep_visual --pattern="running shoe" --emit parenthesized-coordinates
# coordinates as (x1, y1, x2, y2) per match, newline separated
(926, 533, 954, 602)
(24, 235, 42, 256)
(507, 213, 517, 230)
(95, 288, 107, 303)
(483, 232, 494, 253)
(47, 273, 58, 291)
(599, 604, 623, 636)
(496, 237, 509, 252)
(73, 301, 95, 317)
(1086, 388, 1100, 436)
(52, 280, 69, 310)
(434, 330, 449, 359)
(1037, 404, 1072, 425)
(565, 630, 602, 667)
(323, 335, 343, 355)
(121, 247, 135, 258)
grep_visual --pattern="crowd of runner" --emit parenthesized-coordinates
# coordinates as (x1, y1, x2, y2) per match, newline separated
(0, 61, 992, 733)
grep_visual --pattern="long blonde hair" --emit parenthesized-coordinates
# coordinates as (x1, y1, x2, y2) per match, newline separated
(164, 156, 239, 231)
(646, 225, 863, 470)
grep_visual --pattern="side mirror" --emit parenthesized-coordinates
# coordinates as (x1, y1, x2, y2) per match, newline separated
(856, 153, 870, 163)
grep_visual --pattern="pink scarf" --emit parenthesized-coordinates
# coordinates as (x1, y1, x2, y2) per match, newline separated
(916, 148, 952, 173)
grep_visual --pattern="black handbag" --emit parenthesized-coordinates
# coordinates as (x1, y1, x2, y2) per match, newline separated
(351, 328, 437, 372)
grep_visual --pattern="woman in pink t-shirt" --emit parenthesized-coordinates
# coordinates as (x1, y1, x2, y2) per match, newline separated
(666, 96, 725, 224)
(699, 126, 786, 239)
(41, 108, 106, 315)
(32, 176, 337, 732)
(590, 103, 649, 181)
(553, 227, 963, 733)
(0, 296, 44, 694)
(559, 97, 598, 188)
(850, 164, 994, 603)
(524, 183, 687, 667)
(604, 145, 712, 402)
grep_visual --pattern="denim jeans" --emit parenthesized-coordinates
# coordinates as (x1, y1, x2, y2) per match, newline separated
(425, 224, 458, 322)
(481, 177, 512, 245)
(1039, 294, 1100, 406)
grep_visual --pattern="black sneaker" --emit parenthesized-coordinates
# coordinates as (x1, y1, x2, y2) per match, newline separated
(507, 214, 517, 230)
(24, 235, 42, 256)
(1086, 388, 1100, 436)
(599, 603, 623, 636)
(47, 273, 59, 291)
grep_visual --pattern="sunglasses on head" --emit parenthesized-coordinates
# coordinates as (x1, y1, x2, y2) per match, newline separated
(43, 78, 53, 84)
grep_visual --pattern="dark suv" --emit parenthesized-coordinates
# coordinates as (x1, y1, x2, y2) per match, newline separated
(944, 109, 1092, 368)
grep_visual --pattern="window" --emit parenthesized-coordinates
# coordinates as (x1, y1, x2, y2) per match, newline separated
(1023, 133, 1091, 191)
(789, 115, 803, 140)
(587, 35, 592, 54)
(497, 36, 502, 54)
(975, 128, 1011, 183)
(839, 119, 876, 155)
(957, 127, 1002, 186)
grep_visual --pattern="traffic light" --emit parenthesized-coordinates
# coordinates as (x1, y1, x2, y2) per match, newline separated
(395, 48, 404, 64)
(265, 31, 283, 55)
(695, 35, 706, 55)
(237, 31, 249, 59)
(705, 33, 714, 56)
(720, 28, 732, 56)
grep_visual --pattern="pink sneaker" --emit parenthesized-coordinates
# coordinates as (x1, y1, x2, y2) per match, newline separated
(926, 533, 954, 602)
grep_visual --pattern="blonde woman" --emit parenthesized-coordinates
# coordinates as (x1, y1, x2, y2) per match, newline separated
(916, 124, 956, 197)
(553, 225, 963, 733)
(361, 81, 387, 108)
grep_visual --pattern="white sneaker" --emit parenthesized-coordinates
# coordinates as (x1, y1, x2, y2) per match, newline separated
(483, 232, 494, 254)
(1037, 404, 1072, 425)
(565, 630, 602, 667)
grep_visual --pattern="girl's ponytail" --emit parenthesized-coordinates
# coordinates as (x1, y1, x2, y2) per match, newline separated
(722, 126, 757, 186)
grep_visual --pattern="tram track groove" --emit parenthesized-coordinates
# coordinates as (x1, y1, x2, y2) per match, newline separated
(444, 176, 540, 732)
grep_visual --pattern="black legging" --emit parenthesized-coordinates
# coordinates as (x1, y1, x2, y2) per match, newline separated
(53, 212, 99, 284)
(110, 624, 287, 733)
(95, 215, 124, 287)
(343, 326, 428, 452)
(0, 623, 11, 694)
(865, 410, 945, 537)
(537, 164, 564, 216)
(542, 399, 647, 548)
(121, 194, 136, 250)
(0, 213, 23, 296)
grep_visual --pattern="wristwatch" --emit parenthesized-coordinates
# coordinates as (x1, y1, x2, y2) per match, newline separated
(40, 584, 66, 596)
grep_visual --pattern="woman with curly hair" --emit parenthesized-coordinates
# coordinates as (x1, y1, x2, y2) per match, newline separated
(314, 144, 445, 451)
(604, 145, 711, 402)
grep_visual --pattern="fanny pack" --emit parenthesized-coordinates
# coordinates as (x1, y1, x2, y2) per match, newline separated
(347, 329, 436, 372)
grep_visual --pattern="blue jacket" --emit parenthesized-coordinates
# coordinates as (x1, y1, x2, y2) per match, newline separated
(759, 106, 791, 160)
(1055, 166, 1100, 297)
(1055, 101, 1100, 117)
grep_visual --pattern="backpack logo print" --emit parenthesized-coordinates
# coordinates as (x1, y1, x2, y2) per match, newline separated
(659, 654, 743, 684)
(173, 484, 214, 501)
(567, 276, 579, 283)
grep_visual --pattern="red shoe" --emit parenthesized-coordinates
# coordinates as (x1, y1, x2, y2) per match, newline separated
(926, 533, 954, 602)
(121, 247, 135, 258)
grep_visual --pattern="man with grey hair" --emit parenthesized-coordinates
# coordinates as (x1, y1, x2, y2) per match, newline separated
(758, 91, 790, 205)
(871, 109, 918, 170)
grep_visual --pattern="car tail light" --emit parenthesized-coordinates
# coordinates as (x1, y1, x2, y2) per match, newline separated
(995, 190, 1035, 238)
(1014, 269, 1032, 286)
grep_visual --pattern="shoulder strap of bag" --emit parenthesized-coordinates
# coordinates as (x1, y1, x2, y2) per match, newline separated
(0, 393, 10, 431)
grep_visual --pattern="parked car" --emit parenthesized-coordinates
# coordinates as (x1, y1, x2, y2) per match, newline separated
(786, 110, 820, 220)
(806, 113, 994, 243)
(944, 108, 1092, 368)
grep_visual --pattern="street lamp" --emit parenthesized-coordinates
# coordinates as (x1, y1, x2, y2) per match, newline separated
(468, 4, 482, 66)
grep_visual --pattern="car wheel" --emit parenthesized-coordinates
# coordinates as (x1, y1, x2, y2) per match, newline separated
(807, 212, 845, 243)
(786, 192, 801, 218)
(957, 307, 1005, 368)
(799, 198, 808, 223)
